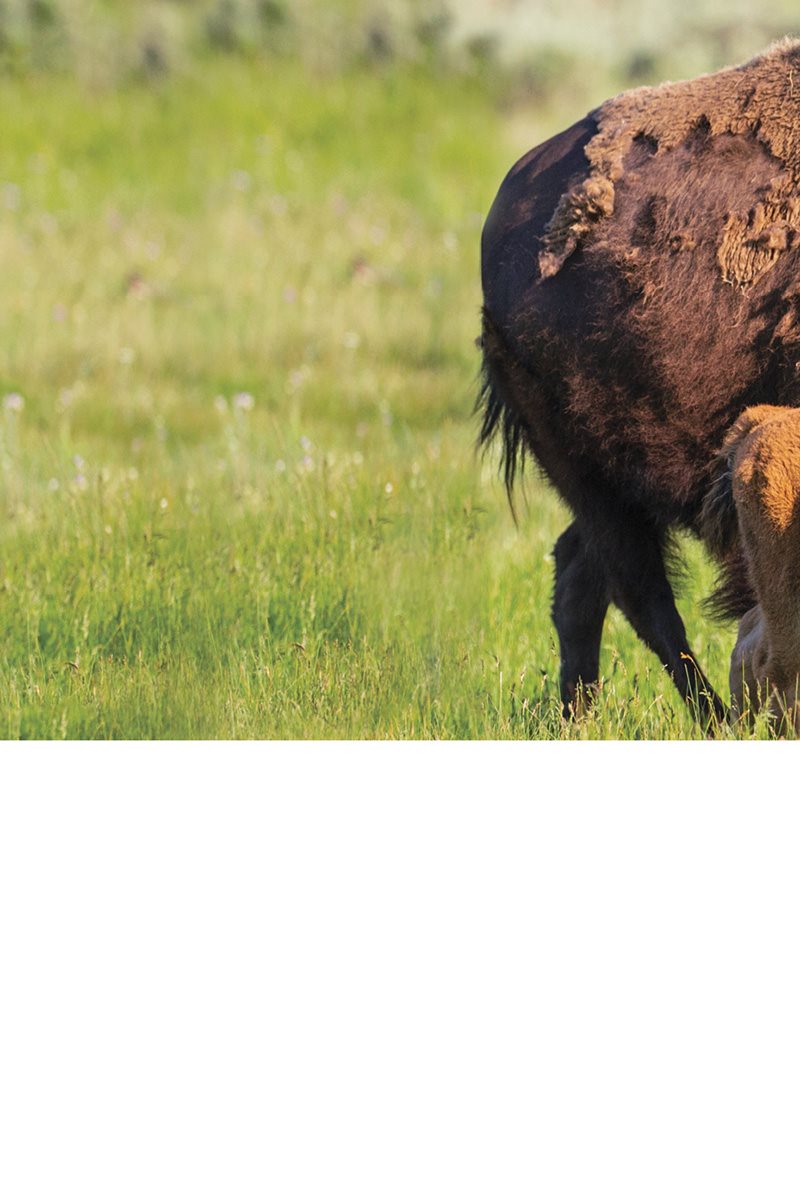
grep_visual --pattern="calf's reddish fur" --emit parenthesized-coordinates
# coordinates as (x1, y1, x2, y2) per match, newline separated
(705, 406, 800, 727)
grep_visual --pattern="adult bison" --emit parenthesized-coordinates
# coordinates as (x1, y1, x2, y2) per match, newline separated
(479, 38, 800, 723)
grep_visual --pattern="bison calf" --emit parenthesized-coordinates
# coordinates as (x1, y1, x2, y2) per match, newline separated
(704, 406, 800, 729)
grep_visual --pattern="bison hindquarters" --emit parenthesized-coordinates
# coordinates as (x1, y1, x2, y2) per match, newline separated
(479, 318, 724, 725)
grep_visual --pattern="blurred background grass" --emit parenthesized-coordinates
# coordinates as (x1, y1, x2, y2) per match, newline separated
(0, 0, 794, 738)
(1, 0, 798, 94)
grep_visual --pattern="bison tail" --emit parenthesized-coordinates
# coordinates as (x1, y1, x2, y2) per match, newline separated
(699, 408, 770, 559)
(703, 548, 755, 622)
(700, 414, 757, 621)
(699, 451, 738, 563)
(476, 307, 528, 505)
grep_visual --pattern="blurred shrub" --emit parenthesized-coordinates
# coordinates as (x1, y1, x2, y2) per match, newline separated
(494, 46, 586, 110)
(464, 33, 498, 70)
(206, 0, 241, 51)
(206, 0, 290, 54)
(414, 10, 452, 59)
(624, 50, 664, 85)
(364, 15, 394, 64)
(28, 0, 57, 27)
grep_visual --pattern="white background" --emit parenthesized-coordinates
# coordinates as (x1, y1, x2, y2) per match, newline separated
(1, 743, 797, 1198)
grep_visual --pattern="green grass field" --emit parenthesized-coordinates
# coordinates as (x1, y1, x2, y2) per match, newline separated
(0, 45, 782, 738)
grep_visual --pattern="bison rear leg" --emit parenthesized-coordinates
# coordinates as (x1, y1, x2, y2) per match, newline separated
(552, 522, 609, 717)
(594, 510, 724, 725)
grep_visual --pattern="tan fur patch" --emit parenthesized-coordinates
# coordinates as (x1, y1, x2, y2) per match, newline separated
(540, 38, 800, 287)
(725, 405, 800, 726)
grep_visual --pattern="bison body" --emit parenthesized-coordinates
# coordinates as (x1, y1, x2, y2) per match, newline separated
(480, 39, 800, 720)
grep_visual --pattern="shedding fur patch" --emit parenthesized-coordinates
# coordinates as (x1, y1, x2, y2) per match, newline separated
(539, 38, 800, 287)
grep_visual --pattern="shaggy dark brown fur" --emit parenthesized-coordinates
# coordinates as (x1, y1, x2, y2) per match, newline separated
(541, 37, 800, 286)
(479, 39, 800, 722)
